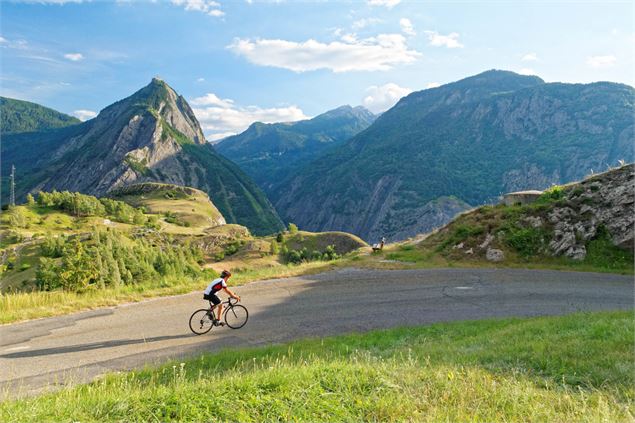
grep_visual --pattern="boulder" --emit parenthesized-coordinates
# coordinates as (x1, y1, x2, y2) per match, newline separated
(486, 248, 505, 262)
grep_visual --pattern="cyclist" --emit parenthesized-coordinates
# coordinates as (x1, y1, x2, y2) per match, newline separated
(203, 270, 240, 326)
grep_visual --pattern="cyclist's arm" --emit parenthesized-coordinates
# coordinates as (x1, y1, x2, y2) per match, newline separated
(223, 287, 240, 301)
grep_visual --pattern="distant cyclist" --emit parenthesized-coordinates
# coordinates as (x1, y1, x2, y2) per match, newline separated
(203, 270, 241, 326)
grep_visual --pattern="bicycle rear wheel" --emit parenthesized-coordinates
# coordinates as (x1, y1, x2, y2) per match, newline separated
(224, 304, 248, 329)
(189, 309, 215, 335)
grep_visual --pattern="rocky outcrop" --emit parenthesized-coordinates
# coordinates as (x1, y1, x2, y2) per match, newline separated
(547, 165, 634, 260)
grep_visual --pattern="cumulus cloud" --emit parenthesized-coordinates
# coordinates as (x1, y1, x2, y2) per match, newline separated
(227, 34, 421, 73)
(352, 18, 381, 30)
(362, 82, 412, 113)
(170, 0, 224, 17)
(73, 109, 97, 121)
(368, 0, 401, 9)
(586, 55, 616, 68)
(191, 93, 309, 141)
(399, 18, 415, 36)
(521, 52, 538, 62)
(424, 30, 463, 48)
(517, 68, 537, 75)
(63, 53, 83, 61)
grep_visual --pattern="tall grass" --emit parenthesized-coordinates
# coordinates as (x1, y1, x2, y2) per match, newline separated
(1, 311, 632, 421)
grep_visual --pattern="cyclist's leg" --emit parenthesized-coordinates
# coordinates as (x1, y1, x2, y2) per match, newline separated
(210, 294, 222, 321)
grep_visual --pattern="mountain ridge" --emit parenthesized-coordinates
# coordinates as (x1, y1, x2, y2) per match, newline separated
(216, 104, 375, 192)
(272, 70, 635, 241)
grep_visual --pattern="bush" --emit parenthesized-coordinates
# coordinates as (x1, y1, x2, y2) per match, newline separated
(276, 232, 284, 243)
(504, 226, 548, 257)
(270, 240, 280, 255)
(7, 207, 28, 229)
(288, 223, 298, 234)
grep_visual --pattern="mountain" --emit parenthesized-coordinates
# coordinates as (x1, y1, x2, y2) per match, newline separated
(215, 105, 375, 192)
(273, 70, 635, 242)
(0, 96, 81, 134)
(1, 79, 284, 235)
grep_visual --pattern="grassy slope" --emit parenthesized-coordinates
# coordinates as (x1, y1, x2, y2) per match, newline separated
(110, 183, 225, 234)
(1, 311, 632, 421)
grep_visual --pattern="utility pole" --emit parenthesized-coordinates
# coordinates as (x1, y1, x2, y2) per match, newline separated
(9, 165, 15, 207)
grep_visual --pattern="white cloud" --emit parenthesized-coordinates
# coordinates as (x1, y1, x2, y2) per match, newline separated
(352, 18, 381, 30)
(586, 55, 616, 68)
(521, 52, 538, 62)
(399, 18, 415, 36)
(196, 77, 205, 82)
(191, 92, 309, 140)
(0, 36, 7, 44)
(190, 92, 234, 108)
(368, 0, 401, 9)
(73, 109, 97, 121)
(228, 34, 421, 73)
(426, 82, 440, 89)
(63, 52, 83, 61)
(518, 68, 537, 75)
(424, 30, 463, 48)
(362, 82, 412, 113)
(170, 0, 224, 17)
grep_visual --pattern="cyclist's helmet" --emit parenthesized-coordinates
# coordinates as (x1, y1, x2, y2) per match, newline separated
(220, 270, 232, 278)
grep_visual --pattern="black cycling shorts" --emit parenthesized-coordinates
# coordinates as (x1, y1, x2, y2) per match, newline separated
(203, 293, 221, 305)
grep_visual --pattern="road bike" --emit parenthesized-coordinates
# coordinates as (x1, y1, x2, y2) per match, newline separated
(189, 297, 248, 335)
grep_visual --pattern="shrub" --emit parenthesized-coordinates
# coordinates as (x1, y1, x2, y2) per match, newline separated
(288, 223, 298, 234)
(504, 226, 548, 257)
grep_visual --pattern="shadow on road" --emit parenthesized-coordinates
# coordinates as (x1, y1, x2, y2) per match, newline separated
(1, 334, 196, 359)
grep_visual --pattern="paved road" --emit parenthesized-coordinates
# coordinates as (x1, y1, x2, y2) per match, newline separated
(0, 268, 632, 398)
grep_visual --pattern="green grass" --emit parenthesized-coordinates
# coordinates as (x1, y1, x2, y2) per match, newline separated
(1, 311, 632, 421)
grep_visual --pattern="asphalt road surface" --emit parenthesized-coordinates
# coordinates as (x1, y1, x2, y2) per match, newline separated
(1, 268, 632, 398)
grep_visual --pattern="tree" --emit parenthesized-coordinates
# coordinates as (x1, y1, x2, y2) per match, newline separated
(26, 193, 35, 206)
(270, 240, 280, 255)
(288, 223, 298, 234)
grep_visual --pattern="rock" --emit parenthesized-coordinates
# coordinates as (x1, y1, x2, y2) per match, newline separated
(486, 248, 505, 262)
(452, 242, 464, 249)
(465, 248, 474, 255)
(524, 216, 543, 228)
(565, 245, 587, 260)
(479, 233, 494, 250)
(549, 231, 576, 256)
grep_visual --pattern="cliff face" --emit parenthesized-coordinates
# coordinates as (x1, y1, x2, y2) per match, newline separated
(273, 70, 635, 241)
(2, 79, 284, 235)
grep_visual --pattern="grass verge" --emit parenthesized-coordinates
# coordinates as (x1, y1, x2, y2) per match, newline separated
(1, 311, 632, 421)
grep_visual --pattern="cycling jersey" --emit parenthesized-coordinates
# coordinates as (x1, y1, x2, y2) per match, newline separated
(204, 278, 227, 295)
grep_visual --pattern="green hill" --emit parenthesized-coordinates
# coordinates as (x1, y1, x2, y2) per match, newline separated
(273, 70, 635, 242)
(216, 105, 375, 192)
(0, 96, 80, 134)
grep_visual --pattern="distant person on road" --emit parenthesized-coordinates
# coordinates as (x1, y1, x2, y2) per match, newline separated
(372, 237, 386, 252)
(203, 270, 240, 326)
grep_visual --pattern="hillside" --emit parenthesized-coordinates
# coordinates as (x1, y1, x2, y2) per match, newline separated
(273, 70, 635, 242)
(1, 79, 284, 235)
(0, 96, 80, 134)
(108, 183, 226, 233)
(216, 105, 375, 192)
(382, 164, 634, 272)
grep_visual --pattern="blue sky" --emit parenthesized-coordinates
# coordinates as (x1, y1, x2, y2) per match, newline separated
(1, 0, 633, 140)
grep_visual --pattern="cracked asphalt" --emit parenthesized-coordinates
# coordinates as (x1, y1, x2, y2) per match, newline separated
(0, 267, 632, 399)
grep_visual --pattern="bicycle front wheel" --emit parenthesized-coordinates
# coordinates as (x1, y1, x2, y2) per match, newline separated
(189, 309, 215, 335)
(224, 304, 248, 329)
